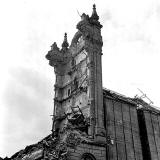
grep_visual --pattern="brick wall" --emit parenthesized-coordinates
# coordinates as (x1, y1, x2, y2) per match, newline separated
(68, 143, 106, 160)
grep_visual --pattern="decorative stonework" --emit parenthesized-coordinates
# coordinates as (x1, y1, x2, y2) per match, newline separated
(3, 4, 107, 160)
(46, 4, 106, 140)
(45, 33, 71, 75)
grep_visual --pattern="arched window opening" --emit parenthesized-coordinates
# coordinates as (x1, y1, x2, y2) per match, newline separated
(81, 153, 96, 160)
(68, 88, 71, 96)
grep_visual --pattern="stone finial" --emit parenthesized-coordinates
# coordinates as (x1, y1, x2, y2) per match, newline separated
(90, 4, 99, 21)
(62, 33, 69, 49)
(81, 13, 89, 21)
(46, 42, 59, 61)
(51, 42, 59, 51)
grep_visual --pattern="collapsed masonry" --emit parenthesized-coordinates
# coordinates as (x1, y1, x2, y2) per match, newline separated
(3, 4, 160, 160)
(4, 89, 160, 160)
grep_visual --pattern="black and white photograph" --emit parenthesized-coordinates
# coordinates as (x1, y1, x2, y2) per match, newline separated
(0, 0, 160, 159)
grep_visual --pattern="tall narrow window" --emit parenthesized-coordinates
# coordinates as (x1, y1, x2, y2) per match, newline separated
(68, 89, 71, 96)
(74, 77, 78, 89)
(71, 58, 76, 67)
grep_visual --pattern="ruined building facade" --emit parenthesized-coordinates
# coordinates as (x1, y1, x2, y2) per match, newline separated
(7, 5, 160, 160)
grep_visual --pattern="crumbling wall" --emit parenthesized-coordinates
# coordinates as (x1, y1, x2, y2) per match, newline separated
(7, 125, 106, 160)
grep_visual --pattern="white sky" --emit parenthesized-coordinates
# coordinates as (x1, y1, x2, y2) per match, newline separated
(0, 0, 160, 158)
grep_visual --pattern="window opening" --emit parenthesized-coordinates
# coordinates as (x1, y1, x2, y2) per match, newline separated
(71, 58, 76, 67)
(74, 77, 79, 89)
(81, 153, 96, 160)
(68, 89, 71, 96)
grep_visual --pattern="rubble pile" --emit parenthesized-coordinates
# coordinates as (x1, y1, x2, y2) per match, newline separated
(3, 119, 91, 160)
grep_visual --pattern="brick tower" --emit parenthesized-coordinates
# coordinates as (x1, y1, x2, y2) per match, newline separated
(46, 4, 106, 160)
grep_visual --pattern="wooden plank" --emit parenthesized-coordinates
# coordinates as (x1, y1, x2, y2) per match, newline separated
(125, 142, 135, 160)
(144, 113, 156, 151)
(151, 114, 160, 159)
(116, 142, 127, 160)
(150, 151, 158, 160)
(105, 99, 115, 122)
(144, 111, 158, 160)
(122, 103, 131, 128)
(122, 103, 136, 160)
(157, 115, 160, 154)
(130, 106, 143, 160)
(105, 99, 116, 138)
(104, 99, 118, 160)
(107, 145, 118, 160)
(132, 133, 143, 160)
(114, 101, 127, 160)
(158, 115, 160, 133)
(144, 112, 154, 135)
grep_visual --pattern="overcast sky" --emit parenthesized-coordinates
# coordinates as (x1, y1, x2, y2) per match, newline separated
(0, 0, 160, 158)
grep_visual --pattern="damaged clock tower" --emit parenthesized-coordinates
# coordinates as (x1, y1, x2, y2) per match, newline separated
(46, 4, 106, 160)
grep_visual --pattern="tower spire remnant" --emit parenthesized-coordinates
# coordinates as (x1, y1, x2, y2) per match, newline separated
(90, 4, 99, 21)
(89, 4, 102, 28)
(61, 32, 69, 49)
(51, 42, 59, 51)
(46, 4, 105, 144)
